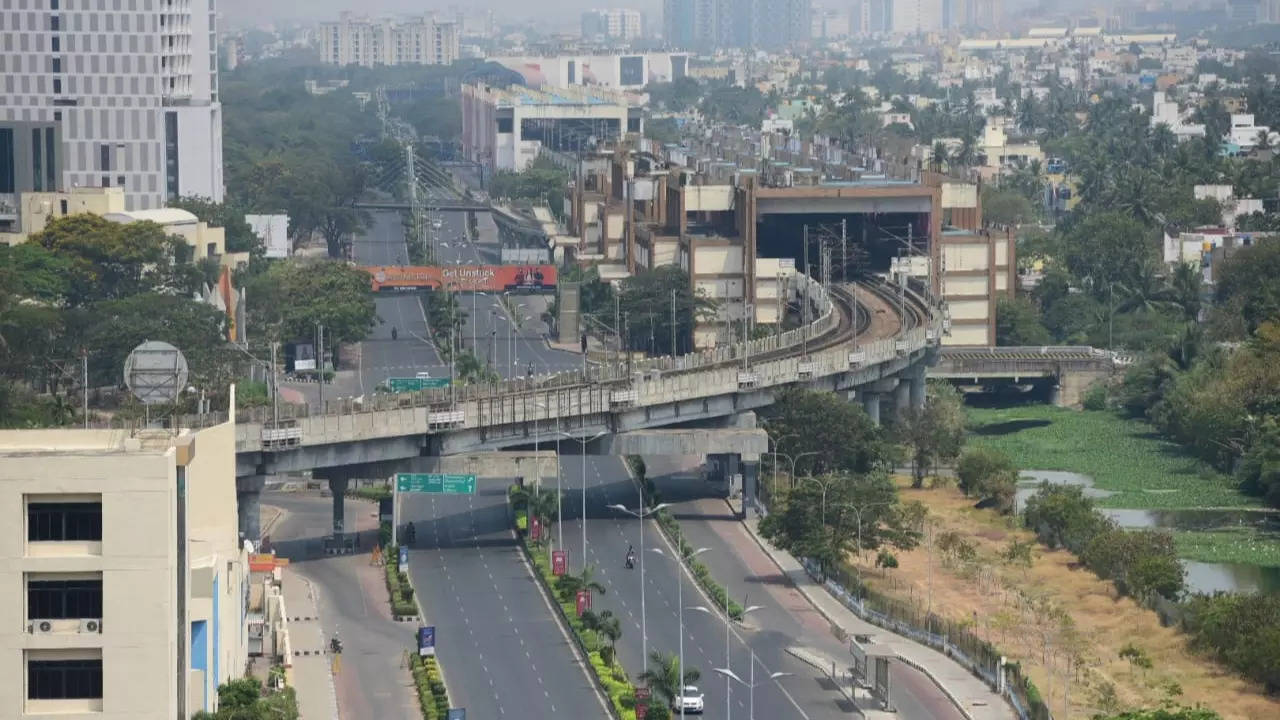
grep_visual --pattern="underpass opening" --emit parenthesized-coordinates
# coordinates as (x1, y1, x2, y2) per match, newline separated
(756, 210, 931, 280)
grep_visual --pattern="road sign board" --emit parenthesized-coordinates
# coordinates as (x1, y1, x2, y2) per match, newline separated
(396, 473, 476, 495)
(530, 516, 541, 541)
(418, 626, 436, 657)
(446, 711, 466, 720)
(635, 703, 648, 719)
(387, 377, 450, 392)
(398, 546, 408, 568)
(576, 589, 591, 616)
(552, 550, 567, 576)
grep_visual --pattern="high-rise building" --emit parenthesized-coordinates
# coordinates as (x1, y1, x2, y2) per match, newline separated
(581, 9, 645, 42)
(0, 0, 224, 211)
(664, 0, 810, 50)
(319, 13, 460, 67)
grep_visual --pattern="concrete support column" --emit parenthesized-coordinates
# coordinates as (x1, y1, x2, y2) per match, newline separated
(862, 392, 881, 426)
(740, 459, 759, 518)
(1049, 382, 1062, 407)
(909, 366, 927, 409)
(894, 379, 911, 419)
(235, 475, 267, 547)
(328, 477, 349, 537)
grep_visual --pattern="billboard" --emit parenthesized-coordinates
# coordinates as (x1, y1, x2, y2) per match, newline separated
(246, 214, 290, 259)
(367, 265, 558, 292)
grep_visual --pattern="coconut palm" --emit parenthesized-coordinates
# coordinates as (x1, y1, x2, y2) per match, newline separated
(580, 609, 622, 662)
(638, 650, 701, 712)
(555, 563, 606, 602)
(929, 140, 950, 173)
(510, 484, 559, 536)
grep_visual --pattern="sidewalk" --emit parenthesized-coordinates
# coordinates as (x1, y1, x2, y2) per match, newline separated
(282, 567, 340, 720)
(739, 512, 1016, 720)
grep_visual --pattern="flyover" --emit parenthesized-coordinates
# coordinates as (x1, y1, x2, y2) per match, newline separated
(229, 276, 941, 542)
(354, 199, 491, 212)
(930, 345, 1132, 406)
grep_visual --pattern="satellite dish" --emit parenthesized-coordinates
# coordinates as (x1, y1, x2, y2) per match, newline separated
(123, 340, 189, 406)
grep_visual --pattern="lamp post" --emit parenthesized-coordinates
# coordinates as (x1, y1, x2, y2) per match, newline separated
(559, 430, 607, 572)
(833, 501, 896, 562)
(765, 432, 797, 499)
(607, 500, 670, 674)
(797, 474, 841, 526)
(786, 451, 820, 490)
(692, 601, 765, 718)
(651, 546, 709, 720)
(713, 666, 792, 720)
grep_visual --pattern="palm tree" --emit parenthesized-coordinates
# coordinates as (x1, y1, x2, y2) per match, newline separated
(951, 131, 978, 170)
(1255, 129, 1273, 152)
(510, 485, 559, 536)
(638, 650, 700, 712)
(1166, 262, 1204, 322)
(580, 609, 622, 663)
(929, 140, 949, 173)
(555, 563, 606, 603)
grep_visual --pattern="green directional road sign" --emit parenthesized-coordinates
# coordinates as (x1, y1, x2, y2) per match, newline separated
(396, 473, 477, 495)
(387, 377, 450, 392)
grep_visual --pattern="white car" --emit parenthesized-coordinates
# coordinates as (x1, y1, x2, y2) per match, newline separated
(672, 686, 704, 714)
(415, 371, 432, 379)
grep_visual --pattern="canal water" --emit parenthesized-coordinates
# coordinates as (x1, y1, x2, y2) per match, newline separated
(1016, 470, 1280, 594)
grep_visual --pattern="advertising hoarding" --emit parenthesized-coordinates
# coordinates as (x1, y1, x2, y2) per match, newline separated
(367, 265, 558, 292)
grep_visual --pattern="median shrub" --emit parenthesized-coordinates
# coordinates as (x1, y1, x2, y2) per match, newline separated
(655, 508, 743, 619)
(383, 545, 419, 618)
(409, 654, 452, 720)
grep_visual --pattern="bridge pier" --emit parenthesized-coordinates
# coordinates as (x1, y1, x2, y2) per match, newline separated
(894, 379, 911, 419)
(328, 477, 349, 537)
(741, 459, 760, 518)
(862, 392, 881, 425)
(235, 475, 267, 546)
(909, 365, 927, 409)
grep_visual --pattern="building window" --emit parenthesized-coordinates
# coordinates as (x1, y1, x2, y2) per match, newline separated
(60, 199, 67, 214)
(99, 145, 110, 171)
(165, 111, 179, 199)
(51, 0, 59, 8)
(31, 129, 43, 192)
(101, 175, 110, 188)
(52, 58, 61, 73)
(53, 78, 62, 94)
(116, 175, 125, 188)
(28, 578, 103, 620)
(51, 16, 60, 31)
(27, 502, 102, 542)
(52, 37, 60, 52)
(0, 128, 13, 194)
(28, 659, 103, 700)
(45, 128, 56, 191)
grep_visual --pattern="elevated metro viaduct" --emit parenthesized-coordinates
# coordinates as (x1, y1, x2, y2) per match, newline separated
(232, 280, 939, 545)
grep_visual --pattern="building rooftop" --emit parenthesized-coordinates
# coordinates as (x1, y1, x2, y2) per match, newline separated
(0, 429, 195, 456)
(468, 83, 634, 108)
(104, 208, 200, 226)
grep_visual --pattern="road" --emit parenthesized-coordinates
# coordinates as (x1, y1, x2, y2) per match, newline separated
(431, 209, 583, 378)
(398, 479, 607, 718)
(267, 492, 420, 720)
(553, 454, 967, 719)
(352, 211, 447, 392)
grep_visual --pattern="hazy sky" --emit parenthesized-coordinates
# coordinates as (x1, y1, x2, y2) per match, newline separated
(219, 0, 660, 27)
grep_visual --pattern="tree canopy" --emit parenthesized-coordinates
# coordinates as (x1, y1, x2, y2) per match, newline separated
(242, 258, 376, 346)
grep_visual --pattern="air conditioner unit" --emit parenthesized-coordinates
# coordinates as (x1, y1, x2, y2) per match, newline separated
(31, 620, 54, 634)
(79, 618, 102, 634)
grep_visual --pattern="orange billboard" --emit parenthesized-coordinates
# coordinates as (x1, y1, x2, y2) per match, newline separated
(366, 265, 558, 292)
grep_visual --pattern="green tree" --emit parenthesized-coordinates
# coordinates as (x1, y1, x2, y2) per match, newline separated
(242, 259, 376, 348)
(981, 185, 1037, 226)
(995, 296, 1052, 346)
(1237, 418, 1280, 507)
(1060, 211, 1157, 298)
(1022, 484, 1111, 553)
(30, 214, 199, 307)
(0, 242, 72, 302)
(615, 265, 717, 356)
(956, 447, 1019, 513)
(555, 564, 606, 603)
(764, 388, 893, 476)
(1093, 708, 1221, 720)
(895, 381, 966, 488)
(1184, 592, 1280, 692)
(638, 650, 700, 712)
(1215, 240, 1280, 333)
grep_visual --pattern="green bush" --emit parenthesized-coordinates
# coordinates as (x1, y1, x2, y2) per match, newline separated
(655, 509, 743, 619)
(1183, 592, 1280, 692)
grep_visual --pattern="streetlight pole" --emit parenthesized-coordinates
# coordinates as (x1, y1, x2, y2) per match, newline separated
(607, 501, 670, 674)
(693, 601, 764, 717)
(788, 451, 820, 490)
(833, 501, 895, 562)
(560, 430, 606, 572)
(652, 546, 708, 720)
(713, 666, 792, 720)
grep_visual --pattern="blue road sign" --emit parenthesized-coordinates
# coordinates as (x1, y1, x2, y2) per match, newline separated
(447, 711, 466, 720)
(399, 545, 408, 568)
(418, 625, 436, 657)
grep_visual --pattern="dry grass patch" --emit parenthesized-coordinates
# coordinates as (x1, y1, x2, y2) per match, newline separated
(845, 477, 1280, 719)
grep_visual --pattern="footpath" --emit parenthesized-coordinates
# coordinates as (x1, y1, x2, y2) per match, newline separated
(738, 508, 1016, 720)
(282, 567, 341, 720)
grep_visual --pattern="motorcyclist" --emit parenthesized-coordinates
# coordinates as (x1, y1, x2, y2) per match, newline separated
(391, 327, 398, 340)
(330, 634, 343, 654)
(625, 545, 636, 569)
(405, 521, 416, 544)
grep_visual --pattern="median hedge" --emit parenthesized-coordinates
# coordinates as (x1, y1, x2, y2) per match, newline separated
(516, 507, 637, 720)
(383, 545, 419, 618)
(410, 653, 452, 720)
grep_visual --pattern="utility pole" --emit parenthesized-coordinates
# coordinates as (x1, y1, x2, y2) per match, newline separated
(803, 225, 810, 359)
(81, 348, 88, 425)
(315, 323, 325, 411)
(841, 218, 848, 284)
(270, 342, 280, 428)
(670, 289, 677, 357)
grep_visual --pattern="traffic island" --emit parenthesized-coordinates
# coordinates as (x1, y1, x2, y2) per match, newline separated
(382, 544, 421, 622)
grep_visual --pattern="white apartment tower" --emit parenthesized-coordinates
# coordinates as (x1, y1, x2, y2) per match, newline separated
(581, 9, 645, 42)
(0, 0, 225, 211)
(320, 13, 460, 67)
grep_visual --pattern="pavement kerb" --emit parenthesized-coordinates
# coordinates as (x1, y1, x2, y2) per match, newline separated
(404, 560, 456, 707)
(731, 501, 984, 720)
(505, 500, 619, 720)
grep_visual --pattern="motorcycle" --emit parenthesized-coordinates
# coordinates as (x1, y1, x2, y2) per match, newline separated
(330, 636, 343, 654)
(391, 327, 398, 340)
(624, 552, 636, 570)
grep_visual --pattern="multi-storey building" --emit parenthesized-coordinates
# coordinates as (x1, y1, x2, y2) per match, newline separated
(0, 0, 224, 211)
(581, 9, 645, 42)
(319, 13, 460, 67)
(0, 412, 250, 717)
(663, 0, 810, 50)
